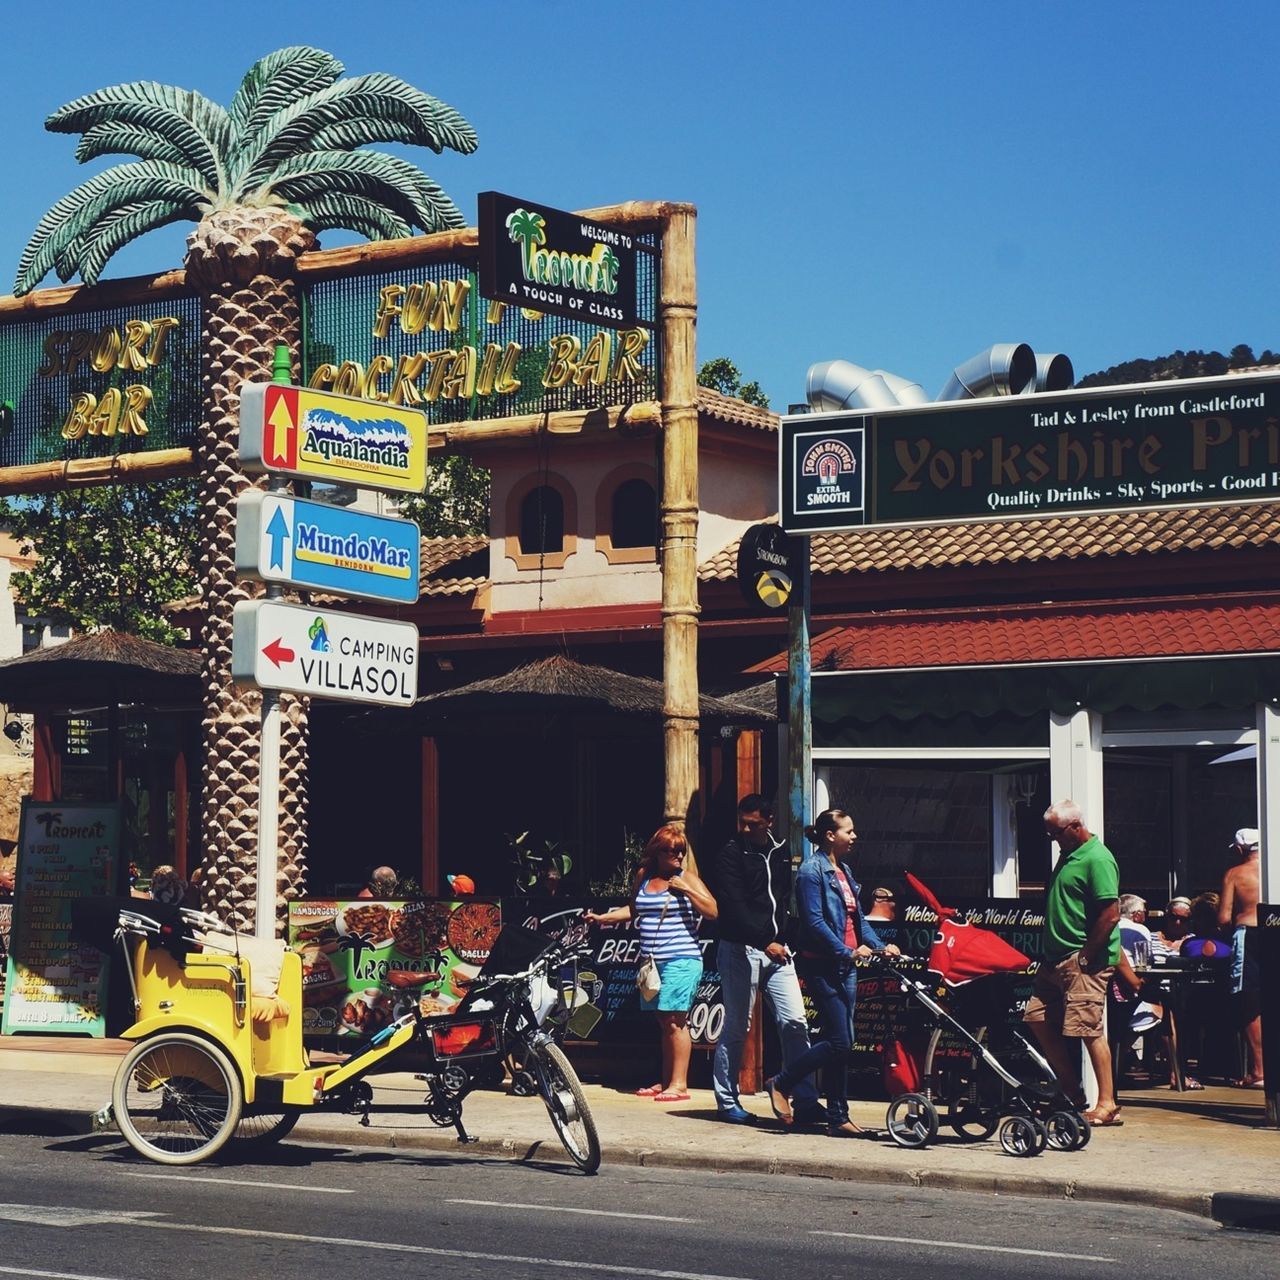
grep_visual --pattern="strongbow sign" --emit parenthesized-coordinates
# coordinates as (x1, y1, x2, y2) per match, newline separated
(737, 523, 799, 613)
(478, 191, 644, 330)
(232, 600, 418, 707)
(781, 371, 1280, 534)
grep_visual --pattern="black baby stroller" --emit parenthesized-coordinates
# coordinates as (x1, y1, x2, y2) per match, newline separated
(876, 873, 1090, 1157)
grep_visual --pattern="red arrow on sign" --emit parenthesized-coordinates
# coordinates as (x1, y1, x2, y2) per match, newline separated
(262, 638, 296, 668)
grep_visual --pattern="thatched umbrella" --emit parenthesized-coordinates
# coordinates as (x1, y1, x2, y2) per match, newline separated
(0, 630, 200, 710)
(362, 654, 773, 734)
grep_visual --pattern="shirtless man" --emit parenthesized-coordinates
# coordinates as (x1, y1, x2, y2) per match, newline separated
(1217, 827, 1263, 1087)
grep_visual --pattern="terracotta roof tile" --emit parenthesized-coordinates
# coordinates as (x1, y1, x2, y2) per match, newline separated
(420, 535, 487, 597)
(696, 387, 778, 433)
(748, 594, 1280, 673)
(699, 504, 1280, 581)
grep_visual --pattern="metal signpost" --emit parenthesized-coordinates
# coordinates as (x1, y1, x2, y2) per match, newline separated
(236, 352, 426, 937)
(234, 491, 420, 605)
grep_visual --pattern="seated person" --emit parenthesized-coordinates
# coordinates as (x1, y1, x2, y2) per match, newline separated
(1150, 897, 1192, 959)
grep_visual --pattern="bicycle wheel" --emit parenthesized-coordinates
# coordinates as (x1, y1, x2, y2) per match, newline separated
(534, 1041, 600, 1174)
(112, 1033, 243, 1165)
(233, 1108, 302, 1146)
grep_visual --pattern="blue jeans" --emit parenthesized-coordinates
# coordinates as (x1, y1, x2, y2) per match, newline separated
(774, 958, 856, 1124)
(712, 942, 819, 1112)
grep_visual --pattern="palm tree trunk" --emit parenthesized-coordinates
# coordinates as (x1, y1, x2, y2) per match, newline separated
(187, 209, 316, 929)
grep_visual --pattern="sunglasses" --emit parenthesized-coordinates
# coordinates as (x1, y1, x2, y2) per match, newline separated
(1168, 913, 1190, 923)
(874, 894, 896, 902)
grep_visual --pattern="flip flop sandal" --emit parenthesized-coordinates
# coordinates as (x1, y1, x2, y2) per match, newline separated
(635, 1084, 665, 1096)
(1083, 1107, 1124, 1127)
(651, 1091, 691, 1102)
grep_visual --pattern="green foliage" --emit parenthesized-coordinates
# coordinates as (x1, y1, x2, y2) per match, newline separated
(506, 830, 574, 895)
(17, 46, 478, 294)
(697, 356, 771, 408)
(1078, 346, 1280, 388)
(0, 479, 198, 644)
(589, 829, 647, 899)
(395, 454, 489, 538)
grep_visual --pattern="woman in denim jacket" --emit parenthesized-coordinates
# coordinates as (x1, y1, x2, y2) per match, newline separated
(765, 808, 899, 1136)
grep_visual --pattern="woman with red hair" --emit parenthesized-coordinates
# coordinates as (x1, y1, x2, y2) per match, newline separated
(587, 824, 717, 1101)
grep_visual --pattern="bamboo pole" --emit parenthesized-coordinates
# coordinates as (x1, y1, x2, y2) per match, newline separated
(428, 401, 662, 452)
(0, 447, 194, 496)
(659, 208, 700, 827)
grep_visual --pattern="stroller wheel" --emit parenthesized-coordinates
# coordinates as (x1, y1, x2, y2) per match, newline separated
(886, 1092, 939, 1149)
(948, 1104, 999, 1143)
(1045, 1109, 1089, 1152)
(999, 1114, 1047, 1157)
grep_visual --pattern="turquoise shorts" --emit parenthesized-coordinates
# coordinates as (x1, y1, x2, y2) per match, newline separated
(641, 956, 703, 1012)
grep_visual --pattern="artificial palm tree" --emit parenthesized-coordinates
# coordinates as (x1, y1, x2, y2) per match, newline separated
(17, 46, 477, 927)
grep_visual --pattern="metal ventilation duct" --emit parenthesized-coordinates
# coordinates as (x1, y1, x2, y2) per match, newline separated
(873, 370, 929, 405)
(1034, 352, 1074, 392)
(936, 343, 1037, 401)
(806, 360, 901, 412)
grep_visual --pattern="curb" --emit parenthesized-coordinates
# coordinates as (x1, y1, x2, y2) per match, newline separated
(4, 1101, 1267, 1226)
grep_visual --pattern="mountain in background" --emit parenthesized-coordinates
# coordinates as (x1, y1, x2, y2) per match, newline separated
(1077, 344, 1280, 387)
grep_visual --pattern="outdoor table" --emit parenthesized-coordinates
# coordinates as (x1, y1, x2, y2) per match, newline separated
(1131, 959, 1224, 1091)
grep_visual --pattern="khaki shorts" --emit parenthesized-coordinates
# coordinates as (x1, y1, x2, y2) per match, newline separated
(1023, 953, 1111, 1038)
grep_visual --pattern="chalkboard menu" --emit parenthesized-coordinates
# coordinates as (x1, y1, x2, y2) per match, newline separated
(1, 800, 120, 1036)
(1259, 903, 1277, 1108)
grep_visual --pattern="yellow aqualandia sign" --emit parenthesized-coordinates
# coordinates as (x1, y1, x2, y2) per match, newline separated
(306, 274, 651, 408)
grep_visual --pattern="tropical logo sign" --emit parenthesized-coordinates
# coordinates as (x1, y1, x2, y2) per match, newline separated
(478, 191, 643, 330)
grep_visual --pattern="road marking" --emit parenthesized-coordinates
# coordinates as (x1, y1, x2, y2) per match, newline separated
(810, 1231, 1116, 1263)
(446, 1198, 697, 1223)
(122, 1171, 353, 1194)
(0, 1207, 162, 1229)
(0, 1270, 132, 1280)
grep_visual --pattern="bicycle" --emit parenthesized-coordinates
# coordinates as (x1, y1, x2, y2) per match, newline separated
(77, 901, 602, 1173)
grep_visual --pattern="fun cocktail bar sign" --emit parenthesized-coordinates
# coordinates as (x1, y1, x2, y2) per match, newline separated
(781, 370, 1280, 534)
(0, 197, 659, 473)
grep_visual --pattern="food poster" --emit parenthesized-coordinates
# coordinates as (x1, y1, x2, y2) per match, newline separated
(1, 800, 120, 1036)
(521, 899, 725, 1049)
(0, 903, 12, 1004)
(288, 898, 502, 1037)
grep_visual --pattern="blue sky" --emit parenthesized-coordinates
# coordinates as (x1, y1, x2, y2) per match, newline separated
(3, 1, 1276, 410)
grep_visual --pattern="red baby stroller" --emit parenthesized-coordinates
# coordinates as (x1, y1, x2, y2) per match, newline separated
(876, 873, 1091, 1157)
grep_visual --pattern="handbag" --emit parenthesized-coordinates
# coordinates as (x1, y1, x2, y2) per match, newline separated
(635, 894, 671, 998)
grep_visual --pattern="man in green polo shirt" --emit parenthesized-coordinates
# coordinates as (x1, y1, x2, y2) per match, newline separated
(1024, 799, 1122, 1127)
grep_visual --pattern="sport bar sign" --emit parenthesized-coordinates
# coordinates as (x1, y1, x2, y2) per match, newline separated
(478, 192, 644, 330)
(239, 382, 428, 493)
(781, 370, 1280, 534)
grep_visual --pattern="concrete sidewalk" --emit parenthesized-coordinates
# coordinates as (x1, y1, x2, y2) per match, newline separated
(1, 1036, 1277, 1229)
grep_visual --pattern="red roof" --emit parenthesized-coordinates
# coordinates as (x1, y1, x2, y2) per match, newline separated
(747, 594, 1280, 674)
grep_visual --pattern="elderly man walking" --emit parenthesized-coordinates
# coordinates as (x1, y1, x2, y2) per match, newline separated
(1024, 800, 1123, 1127)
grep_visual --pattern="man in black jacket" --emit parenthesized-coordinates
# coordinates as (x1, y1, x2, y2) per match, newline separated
(711, 794, 823, 1124)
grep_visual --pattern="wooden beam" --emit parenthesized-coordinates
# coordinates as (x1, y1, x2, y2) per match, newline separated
(429, 401, 662, 453)
(0, 448, 195, 496)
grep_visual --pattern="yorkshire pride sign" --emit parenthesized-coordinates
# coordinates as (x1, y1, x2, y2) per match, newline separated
(781, 371, 1280, 534)
(478, 192, 643, 330)
(240, 382, 428, 493)
(232, 600, 418, 707)
(234, 491, 420, 605)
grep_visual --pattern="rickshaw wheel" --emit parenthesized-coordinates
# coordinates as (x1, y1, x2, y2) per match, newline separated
(886, 1092, 940, 1149)
(234, 1109, 302, 1145)
(947, 1103, 999, 1142)
(113, 1033, 243, 1165)
(998, 1114, 1047, 1157)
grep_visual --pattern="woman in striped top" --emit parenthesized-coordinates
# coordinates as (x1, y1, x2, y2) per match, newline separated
(586, 824, 717, 1102)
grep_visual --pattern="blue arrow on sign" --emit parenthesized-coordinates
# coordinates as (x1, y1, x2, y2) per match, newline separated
(266, 504, 290, 570)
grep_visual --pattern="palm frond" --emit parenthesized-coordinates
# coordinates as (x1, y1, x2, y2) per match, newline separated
(56, 199, 200, 285)
(47, 83, 232, 187)
(232, 73, 477, 193)
(290, 194, 412, 242)
(228, 45, 344, 143)
(15, 161, 209, 294)
(75, 121, 190, 166)
(267, 150, 463, 233)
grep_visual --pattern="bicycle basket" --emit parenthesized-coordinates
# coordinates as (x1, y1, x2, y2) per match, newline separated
(430, 1019, 498, 1059)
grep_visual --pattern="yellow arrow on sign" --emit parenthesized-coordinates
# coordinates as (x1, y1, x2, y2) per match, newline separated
(267, 394, 295, 463)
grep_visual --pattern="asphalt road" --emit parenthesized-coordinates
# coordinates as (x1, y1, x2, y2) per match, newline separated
(1, 1131, 1277, 1280)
